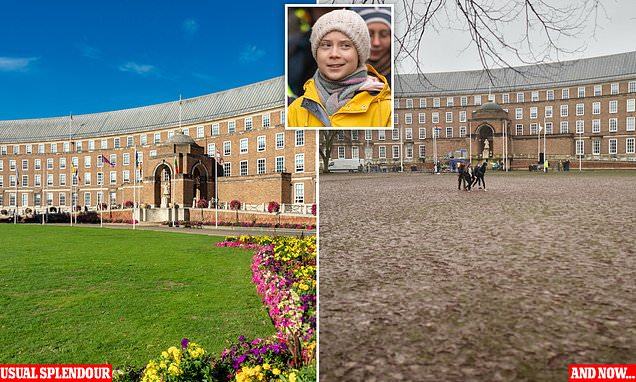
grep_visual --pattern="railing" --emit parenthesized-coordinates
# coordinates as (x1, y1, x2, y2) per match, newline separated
(210, 202, 314, 215)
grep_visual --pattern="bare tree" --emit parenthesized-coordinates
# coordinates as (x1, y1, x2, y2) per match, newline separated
(318, 0, 606, 171)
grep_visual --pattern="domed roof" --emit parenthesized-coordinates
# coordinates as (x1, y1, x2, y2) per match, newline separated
(476, 101, 504, 112)
(164, 131, 196, 146)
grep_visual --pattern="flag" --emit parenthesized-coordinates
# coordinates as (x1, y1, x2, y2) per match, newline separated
(101, 154, 115, 167)
(15, 168, 19, 186)
(174, 156, 179, 174)
(135, 150, 142, 170)
(215, 150, 224, 164)
(71, 163, 79, 180)
(538, 124, 543, 132)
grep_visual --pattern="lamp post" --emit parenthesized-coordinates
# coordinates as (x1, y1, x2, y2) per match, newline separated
(433, 127, 438, 173)
(579, 130, 583, 172)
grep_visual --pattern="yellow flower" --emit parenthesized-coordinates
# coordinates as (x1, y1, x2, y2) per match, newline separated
(288, 372, 297, 382)
(272, 368, 281, 375)
(263, 363, 271, 370)
(168, 363, 181, 376)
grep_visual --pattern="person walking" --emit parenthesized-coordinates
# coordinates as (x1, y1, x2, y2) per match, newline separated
(473, 160, 488, 190)
(457, 162, 466, 190)
(543, 158, 549, 173)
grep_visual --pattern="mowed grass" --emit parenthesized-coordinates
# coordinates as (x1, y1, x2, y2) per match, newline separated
(0, 225, 273, 367)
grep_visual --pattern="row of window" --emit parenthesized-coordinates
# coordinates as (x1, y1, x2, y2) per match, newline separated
(575, 138, 636, 155)
(0, 154, 306, 188)
(399, 81, 636, 109)
(332, 118, 636, 142)
(0, 170, 142, 188)
(206, 131, 304, 156)
(334, 137, 636, 161)
(396, 99, 636, 125)
(219, 154, 305, 177)
(0, 153, 143, 172)
(209, 110, 285, 135)
(516, 118, 636, 134)
(0, 182, 308, 206)
(0, 130, 308, 171)
(0, 110, 288, 156)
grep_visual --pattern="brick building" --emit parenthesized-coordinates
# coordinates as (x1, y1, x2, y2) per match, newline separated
(0, 77, 316, 211)
(330, 51, 636, 170)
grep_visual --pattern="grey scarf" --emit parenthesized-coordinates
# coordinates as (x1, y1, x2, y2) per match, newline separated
(313, 67, 368, 116)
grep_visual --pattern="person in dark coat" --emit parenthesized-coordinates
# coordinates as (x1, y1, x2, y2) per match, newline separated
(457, 162, 466, 190)
(472, 160, 488, 190)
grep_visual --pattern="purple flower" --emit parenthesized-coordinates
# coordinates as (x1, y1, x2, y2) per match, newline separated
(238, 335, 246, 342)
(181, 338, 190, 349)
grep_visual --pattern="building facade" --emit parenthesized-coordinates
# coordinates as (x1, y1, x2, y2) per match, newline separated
(330, 51, 636, 170)
(0, 77, 316, 211)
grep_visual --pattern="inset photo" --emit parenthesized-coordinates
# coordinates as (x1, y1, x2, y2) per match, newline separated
(286, 4, 394, 129)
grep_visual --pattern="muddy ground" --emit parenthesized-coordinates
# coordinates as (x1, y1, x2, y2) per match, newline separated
(318, 171, 636, 381)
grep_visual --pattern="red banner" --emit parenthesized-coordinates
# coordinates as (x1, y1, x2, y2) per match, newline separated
(0, 365, 112, 381)
(569, 364, 636, 381)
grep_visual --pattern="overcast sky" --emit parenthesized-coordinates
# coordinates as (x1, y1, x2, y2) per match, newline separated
(323, 0, 636, 74)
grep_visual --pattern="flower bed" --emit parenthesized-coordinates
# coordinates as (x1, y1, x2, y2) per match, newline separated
(160, 221, 315, 230)
(122, 235, 316, 382)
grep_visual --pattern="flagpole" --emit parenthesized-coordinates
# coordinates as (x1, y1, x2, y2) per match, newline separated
(537, 123, 541, 164)
(44, 165, 47, 222)
(14, 167, 18, 224)
(543, 118, 547, 170)
(41, 163, 45, 224)
(179, 94, 182, 130)
(469, 122, 472, 166)
(579, 130, 583, 172)
(133, 147, 137, 230)
(69, 113, 73, 226)
(215, 151, 219, 228)
(505, 120, 509, 172)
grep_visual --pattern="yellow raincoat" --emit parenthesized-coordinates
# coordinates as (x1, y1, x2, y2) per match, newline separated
(287, 65, 392, 128)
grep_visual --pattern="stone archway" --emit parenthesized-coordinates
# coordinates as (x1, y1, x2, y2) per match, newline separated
(191, 163, 208, 203)
(154, 164, 172, 207)
(477, 124, 495, 159)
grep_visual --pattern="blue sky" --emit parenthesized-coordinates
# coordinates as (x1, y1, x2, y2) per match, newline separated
(0, 0, 313, 120)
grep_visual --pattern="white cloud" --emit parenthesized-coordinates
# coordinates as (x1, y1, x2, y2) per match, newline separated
(119, 62, 156, 75)
(0, 57, 38, 72)
(239, 45, 266, 63)
(183, 19, 199, 37)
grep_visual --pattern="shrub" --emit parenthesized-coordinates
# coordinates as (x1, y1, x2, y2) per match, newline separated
(230, 200, 242, 210)
(267, 201, 280, 213)
(311, 204, 317, 216)
(49, 206, 57, 213)
(0, 210, 7, 215)
(196, 198, 208, 208)
(124, 200, 134, 208)
(76, 211, 100, 224)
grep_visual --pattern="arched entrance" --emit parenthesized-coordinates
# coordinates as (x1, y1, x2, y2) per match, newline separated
(191, 163, 208, 203)
(154, 164, 172, 207)
(477, 124, 494, 159)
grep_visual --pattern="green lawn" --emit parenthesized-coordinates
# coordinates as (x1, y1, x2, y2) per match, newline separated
(0, 225, 273, 367)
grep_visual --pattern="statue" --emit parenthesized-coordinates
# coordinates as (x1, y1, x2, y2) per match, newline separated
(161, 169, 171, 208)
(194, 177, 201, 201)
(482, 139, 491, 158)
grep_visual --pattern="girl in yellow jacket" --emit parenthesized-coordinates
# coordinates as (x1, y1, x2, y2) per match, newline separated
(287, 9, 392, 128)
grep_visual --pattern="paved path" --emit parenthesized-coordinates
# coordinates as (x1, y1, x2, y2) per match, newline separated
(319, 171, 636, 381)
(44, 223, 314, 237)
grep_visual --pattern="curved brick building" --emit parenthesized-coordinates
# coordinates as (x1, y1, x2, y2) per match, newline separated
(332, 51, 636, 170)
(0, 77, 316, 213)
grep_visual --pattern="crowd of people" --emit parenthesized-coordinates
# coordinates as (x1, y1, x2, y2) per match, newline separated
(457, 161, 488, 192)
